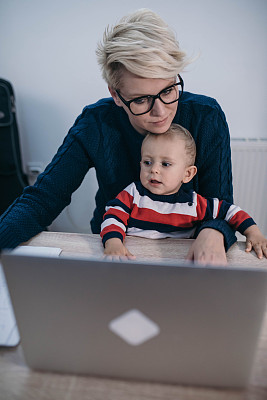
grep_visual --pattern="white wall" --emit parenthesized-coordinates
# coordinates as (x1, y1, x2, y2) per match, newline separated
(1, 0, 266, 233)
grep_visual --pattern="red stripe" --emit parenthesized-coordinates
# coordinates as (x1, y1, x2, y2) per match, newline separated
(196, 195, 208, 220)
(117, 190, 134, 209)
(105, 208, 129, 225)
(100, 224, 126, 240)
(228, 210, 251, 230)
(131, 206, 198, 228)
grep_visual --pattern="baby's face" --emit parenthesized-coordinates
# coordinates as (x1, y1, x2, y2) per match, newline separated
(140, 135, 189, 195)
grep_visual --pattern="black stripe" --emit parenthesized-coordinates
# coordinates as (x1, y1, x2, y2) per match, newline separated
(106, 198, 131, 214)
(238, 219, 256, 234)
(128, 217, 194, 233)
(203, 197, 215, 221)
(134, 182, 194, 204)
(102, 231, 124, 246)
(217, 200, 232, 220)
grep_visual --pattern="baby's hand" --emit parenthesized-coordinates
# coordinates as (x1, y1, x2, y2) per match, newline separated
(104, 238, 136, 260)
(244, 225, 267, 259)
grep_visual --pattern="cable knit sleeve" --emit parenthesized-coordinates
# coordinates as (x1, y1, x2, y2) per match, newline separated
(193, 101, 236, 250)
(0, 123, 94, 250)
(177, 93, 236, 251)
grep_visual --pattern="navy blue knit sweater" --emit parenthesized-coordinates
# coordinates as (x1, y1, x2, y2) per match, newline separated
(0, 92, 236, 250)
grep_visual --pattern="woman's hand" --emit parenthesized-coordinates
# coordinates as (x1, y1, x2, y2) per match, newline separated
(187, 228, 227, 265)
(104, 237, 136, 260)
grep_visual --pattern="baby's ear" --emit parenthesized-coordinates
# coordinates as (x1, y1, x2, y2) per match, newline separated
(183, 165, 197, 184)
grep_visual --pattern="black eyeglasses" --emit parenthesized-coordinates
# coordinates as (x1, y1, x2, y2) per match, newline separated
(116, 75, 184, 116)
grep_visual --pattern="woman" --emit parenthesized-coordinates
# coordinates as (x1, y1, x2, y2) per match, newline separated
(0, 9, 235, 264)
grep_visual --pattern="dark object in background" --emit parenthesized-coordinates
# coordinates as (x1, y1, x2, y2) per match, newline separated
(0, 78, 29, 215)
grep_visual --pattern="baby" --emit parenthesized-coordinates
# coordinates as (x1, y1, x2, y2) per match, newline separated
(101, 124, 267, 260)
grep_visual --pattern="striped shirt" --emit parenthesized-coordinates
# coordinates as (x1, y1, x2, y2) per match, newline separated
(100, 182, 255, 245)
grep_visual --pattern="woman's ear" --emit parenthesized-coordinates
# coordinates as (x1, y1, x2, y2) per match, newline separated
(108, 87, 123, 107)
(182, 165, 197, 184)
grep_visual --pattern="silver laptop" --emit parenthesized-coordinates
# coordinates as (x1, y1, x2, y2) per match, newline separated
(2, 252, 267, 388)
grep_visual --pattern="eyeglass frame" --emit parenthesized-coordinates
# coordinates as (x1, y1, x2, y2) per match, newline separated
(115, 74, 184, 116)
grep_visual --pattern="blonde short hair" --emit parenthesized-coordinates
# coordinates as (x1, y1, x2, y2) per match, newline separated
(96, 9, 189, 89)
(143, 124, 196, 166)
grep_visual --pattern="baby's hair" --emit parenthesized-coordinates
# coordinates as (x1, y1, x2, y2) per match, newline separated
(143, 124, 196, 166)
(96, 8, 190, 89)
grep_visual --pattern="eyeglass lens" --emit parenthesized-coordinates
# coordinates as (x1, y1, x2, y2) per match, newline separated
(130, 84, 180, 115)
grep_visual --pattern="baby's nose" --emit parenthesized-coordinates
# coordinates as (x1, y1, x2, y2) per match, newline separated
(151, 163, 160, 173)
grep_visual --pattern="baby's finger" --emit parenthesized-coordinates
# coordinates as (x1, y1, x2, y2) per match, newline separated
(253, 243, 263, 259)
(118, 255, 130, 261)
(245, 240, 252, 253)
(125, 249, 136, 259)
(126, 252, 136, 259)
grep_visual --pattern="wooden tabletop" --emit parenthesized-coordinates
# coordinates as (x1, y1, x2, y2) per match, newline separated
(1, 232, 267, 400)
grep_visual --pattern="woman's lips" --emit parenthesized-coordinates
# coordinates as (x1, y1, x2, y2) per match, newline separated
(151, 117, 168, 126)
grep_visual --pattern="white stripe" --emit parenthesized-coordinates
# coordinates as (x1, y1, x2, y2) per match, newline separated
(125, 185, 197, 217)
(127, 227, 196, 239)
(101, 218, 126, 232)
(225, 205, 241, 222)
(105, 205, 128, 214)
(213, 198, 219, 219)
(124, 182, 136, 197)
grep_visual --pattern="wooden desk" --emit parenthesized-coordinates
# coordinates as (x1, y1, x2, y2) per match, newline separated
(1, 232, 267, 400)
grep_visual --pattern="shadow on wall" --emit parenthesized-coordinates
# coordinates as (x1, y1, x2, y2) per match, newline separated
(49, 168, 98, 234)
(18, 92, 79, 164)
(15, 91, 98, 235)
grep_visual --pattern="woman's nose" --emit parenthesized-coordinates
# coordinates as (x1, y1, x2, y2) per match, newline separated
(150, 98, 165, 117)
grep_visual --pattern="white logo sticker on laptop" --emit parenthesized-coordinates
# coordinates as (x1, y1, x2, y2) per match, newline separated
(108, 309, 160, 346)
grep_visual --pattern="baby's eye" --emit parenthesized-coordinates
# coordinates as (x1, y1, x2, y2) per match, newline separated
(143, 160, 152, 166)
(162, 161, 171, 167)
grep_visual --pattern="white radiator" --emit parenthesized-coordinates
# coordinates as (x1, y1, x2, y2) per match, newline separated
(231, 139, 267, 237)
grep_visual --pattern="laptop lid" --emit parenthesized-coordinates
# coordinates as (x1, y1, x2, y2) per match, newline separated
(2, 252, 267, 388)
(0, 246, 60, 347)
